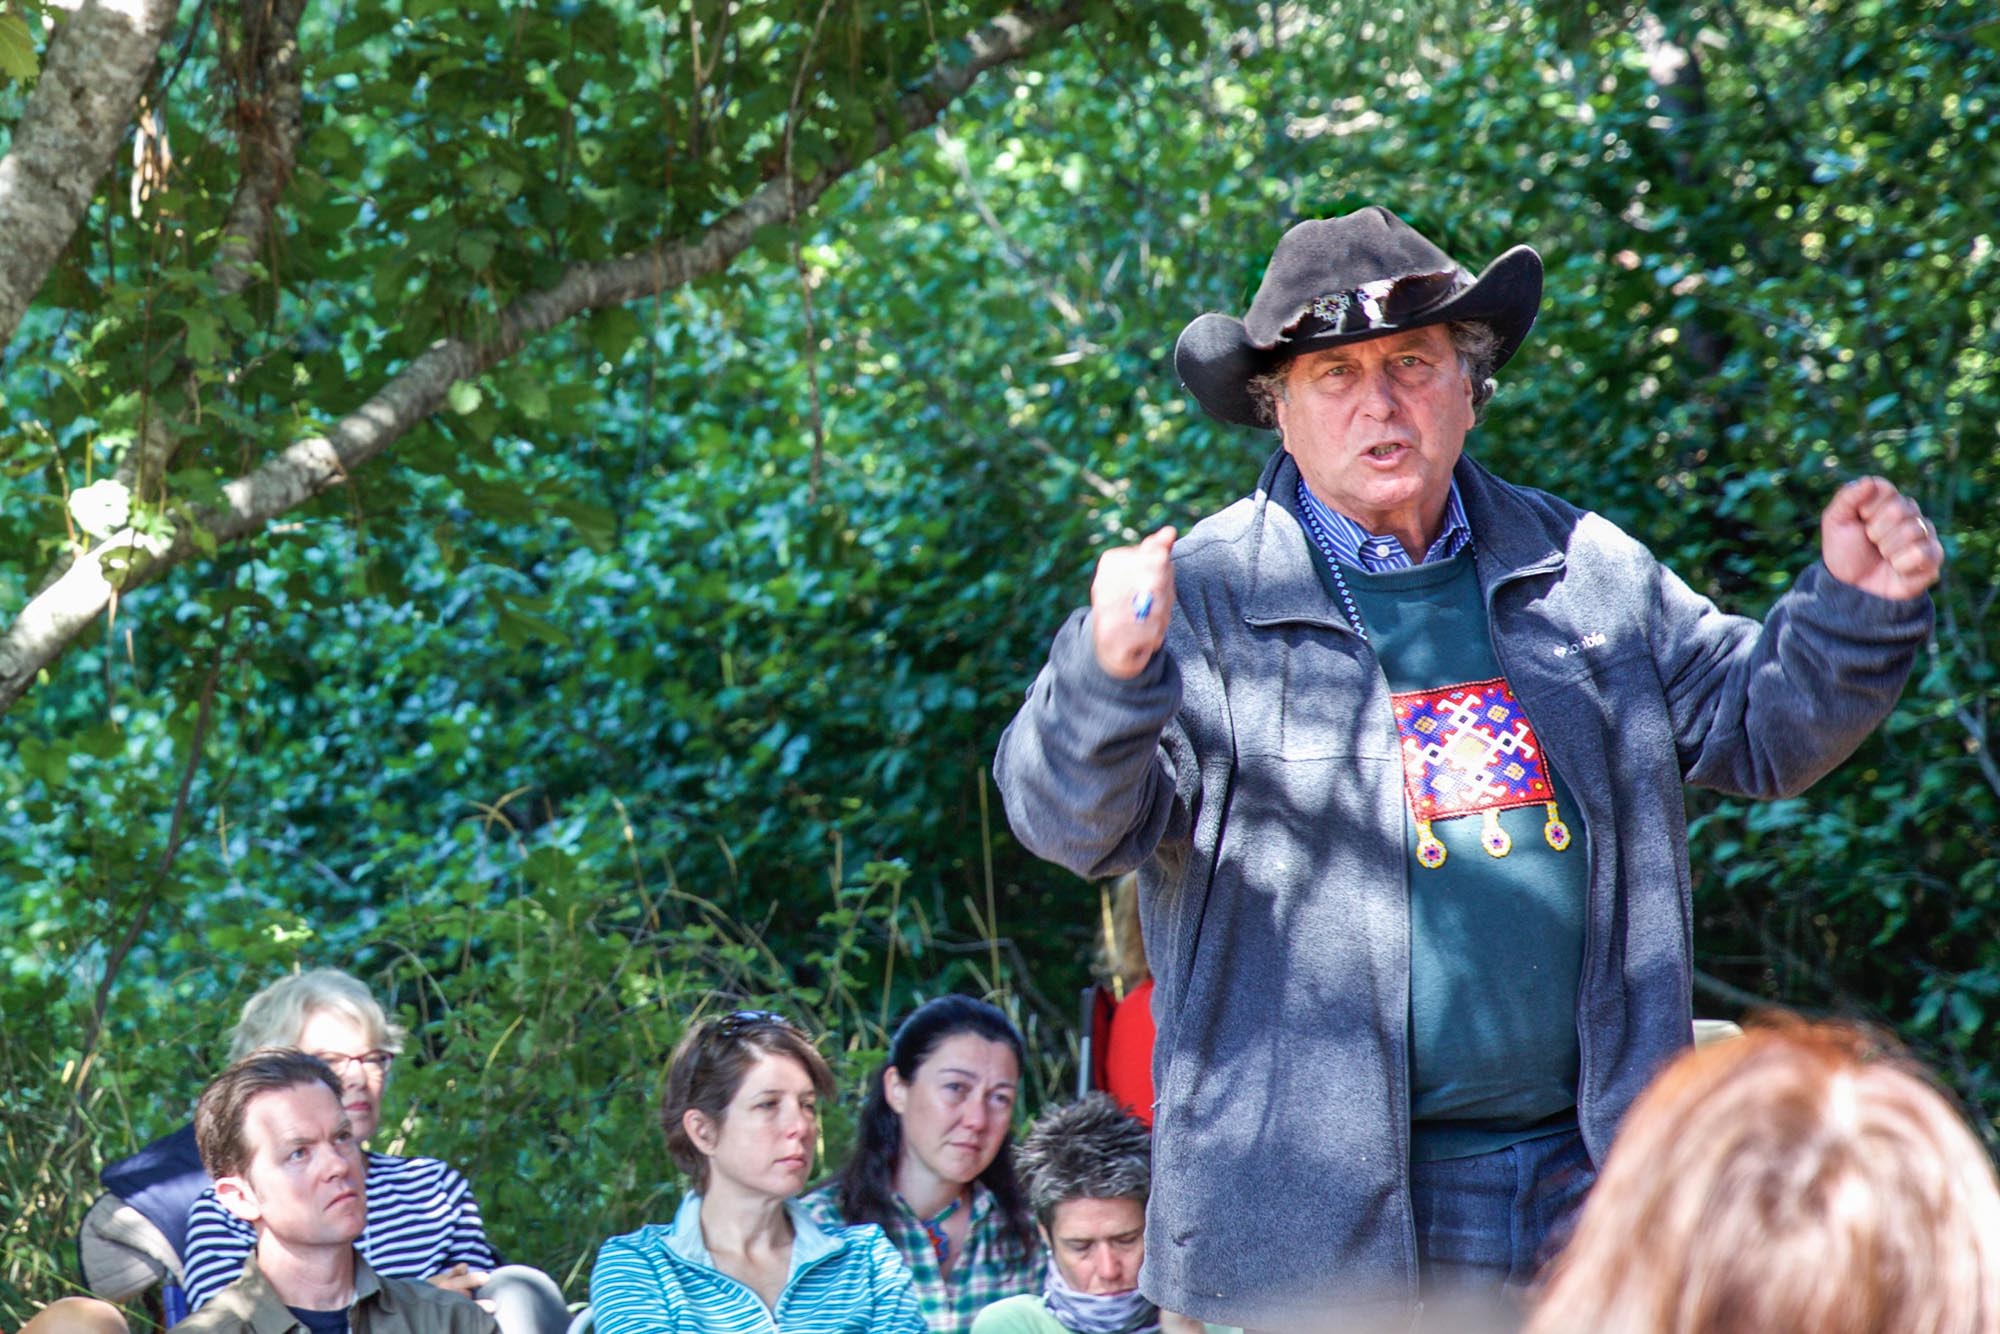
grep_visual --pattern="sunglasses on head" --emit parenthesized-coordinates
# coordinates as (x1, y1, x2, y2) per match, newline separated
(689, 1009, 794, 1078)
(708, 1008, 791, 1036)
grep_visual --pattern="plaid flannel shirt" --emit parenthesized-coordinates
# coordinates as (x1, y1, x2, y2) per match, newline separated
(799, 1181, 1042, 1334)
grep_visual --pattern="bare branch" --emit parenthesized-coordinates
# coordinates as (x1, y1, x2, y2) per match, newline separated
(0, 0, 1087, 714)
(211, 0, 309, 298)
(0, 0, 180, 351)
(934, 123, 1086, 327)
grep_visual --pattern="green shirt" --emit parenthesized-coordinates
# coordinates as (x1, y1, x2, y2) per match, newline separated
(969, 1293, 1237, 1334)
(798, 1182, 1042, 1334)
(1316, 548, 1588, 1161)
(172, 1251, 498, 1334)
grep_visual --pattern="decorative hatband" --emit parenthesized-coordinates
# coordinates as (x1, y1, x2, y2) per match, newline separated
(1287, 267, 1467, 342)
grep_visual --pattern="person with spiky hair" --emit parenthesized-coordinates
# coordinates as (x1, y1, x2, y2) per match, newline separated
(972, 1094, 1229, 1334)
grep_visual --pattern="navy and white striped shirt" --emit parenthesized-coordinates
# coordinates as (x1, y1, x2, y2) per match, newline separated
(182, 1152, 499, 1311)
(1296, 475, 1472, 571)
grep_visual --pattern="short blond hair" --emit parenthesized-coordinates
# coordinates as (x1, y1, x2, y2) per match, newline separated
(1529, 1015, 2000, 1334)
(227, 968, 405, 1062)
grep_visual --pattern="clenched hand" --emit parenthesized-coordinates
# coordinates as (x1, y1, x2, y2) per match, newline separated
(1092, 526, 1178, 679)
(1820, 477, 1943, 600)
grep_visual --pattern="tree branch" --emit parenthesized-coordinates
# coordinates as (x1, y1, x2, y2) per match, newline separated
(0, 0, 181, 352)
(114, 0, 308, 501)
(69, 609, 230, 1127)
(211, 0, 308, 299)
(0, 0, 1085, 714)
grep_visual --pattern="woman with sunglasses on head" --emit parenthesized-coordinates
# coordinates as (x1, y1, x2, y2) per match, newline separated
(800, 996, 1044, 1334)
(590, 1010, 924, 1333)
(177, 969, 568, 1333)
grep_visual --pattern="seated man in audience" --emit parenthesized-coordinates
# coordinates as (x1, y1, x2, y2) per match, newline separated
(173, 1049, 497, 1334)
(973, 1094, 1232, 1334)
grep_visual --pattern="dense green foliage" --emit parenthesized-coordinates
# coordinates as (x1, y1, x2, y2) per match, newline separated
(4, 0, 1997, 1323)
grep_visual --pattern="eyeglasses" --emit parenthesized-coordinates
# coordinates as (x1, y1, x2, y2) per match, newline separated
(311, 1049, 395, 1077)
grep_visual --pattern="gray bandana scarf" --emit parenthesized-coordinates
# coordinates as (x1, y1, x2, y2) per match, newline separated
(1042, 1264, 1160, 1334)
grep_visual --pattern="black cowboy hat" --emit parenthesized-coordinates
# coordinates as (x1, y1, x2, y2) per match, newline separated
(1174, 206, 1543, 429)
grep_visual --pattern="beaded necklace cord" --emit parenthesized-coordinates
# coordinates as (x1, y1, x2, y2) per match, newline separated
(1292, 491, 1576, 868)
(911, 1194, 960, 1271)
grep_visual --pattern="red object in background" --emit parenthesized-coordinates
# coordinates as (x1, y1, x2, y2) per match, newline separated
(1104, 978, 1157, 1127)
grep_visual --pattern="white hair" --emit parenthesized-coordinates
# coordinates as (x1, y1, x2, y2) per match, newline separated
(227, 967, 405, 1062)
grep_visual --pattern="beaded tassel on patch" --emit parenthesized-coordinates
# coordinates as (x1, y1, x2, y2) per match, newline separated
(1390, 678, 1572, 870)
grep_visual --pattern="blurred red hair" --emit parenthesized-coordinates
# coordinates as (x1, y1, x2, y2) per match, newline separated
(1528, 1014, 2000, 1334)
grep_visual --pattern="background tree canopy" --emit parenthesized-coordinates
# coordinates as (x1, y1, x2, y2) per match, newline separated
(2, 0, 1995, 1320)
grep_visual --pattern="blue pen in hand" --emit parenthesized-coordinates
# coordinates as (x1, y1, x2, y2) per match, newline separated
(1132, 590, 1154, 622)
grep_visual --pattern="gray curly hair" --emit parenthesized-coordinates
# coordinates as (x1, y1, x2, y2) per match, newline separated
(1015, 1092, 1152, 1230)
(1246, 319, 1504, 428)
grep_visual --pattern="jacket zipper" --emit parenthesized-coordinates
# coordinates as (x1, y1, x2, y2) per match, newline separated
(1481, 558, 1597, 1166)
(667, 1240, 844, 1333)
(1324, 611, 1422, 1306)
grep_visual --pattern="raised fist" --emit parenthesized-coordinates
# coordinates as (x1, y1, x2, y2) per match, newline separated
(1091, 526, 1178, 679)
(1820, 477, 1944, 600)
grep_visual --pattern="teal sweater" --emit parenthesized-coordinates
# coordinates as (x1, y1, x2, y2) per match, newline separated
(1329, 550, 1587, 1161)
(591, 1193, 923, 1334)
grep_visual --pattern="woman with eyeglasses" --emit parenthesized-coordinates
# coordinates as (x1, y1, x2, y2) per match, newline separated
(176, 970, 568, 1333)
(590, 1010, 925, 1333)
(799, 996, 1044, 1334)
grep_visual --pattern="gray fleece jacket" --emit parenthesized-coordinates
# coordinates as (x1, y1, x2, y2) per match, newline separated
(993, 449, 1932, 1327)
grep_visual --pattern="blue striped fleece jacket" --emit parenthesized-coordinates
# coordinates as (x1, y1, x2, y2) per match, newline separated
(591, 1192, 925, 1334)
(182, 1152, 499, 1311)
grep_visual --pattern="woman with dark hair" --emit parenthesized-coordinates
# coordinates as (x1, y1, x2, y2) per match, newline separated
(801, 996, 1044, 1333)
(591, 1010, 924, 1334)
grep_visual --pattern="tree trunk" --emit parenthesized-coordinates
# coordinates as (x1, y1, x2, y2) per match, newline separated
(0, 0, 180, 351)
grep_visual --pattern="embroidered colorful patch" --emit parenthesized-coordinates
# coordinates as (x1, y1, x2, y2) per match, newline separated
(1390, 677, 1555, 821)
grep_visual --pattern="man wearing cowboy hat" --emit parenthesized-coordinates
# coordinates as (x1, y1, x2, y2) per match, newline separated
(994, 206, 1942, 1329)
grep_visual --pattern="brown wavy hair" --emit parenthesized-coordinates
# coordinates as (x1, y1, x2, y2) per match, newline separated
(660, 1010, 835, 1194)
(1528, 1014, 2000, 1334)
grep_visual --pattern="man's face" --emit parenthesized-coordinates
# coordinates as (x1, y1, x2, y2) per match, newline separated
(214, 1081, 367, 1249)
(1272, 323, 1474, 551)
(1043, 1195, 1146, 1295)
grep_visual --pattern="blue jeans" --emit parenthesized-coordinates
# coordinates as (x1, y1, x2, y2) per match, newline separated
(1410, 1128, 1595, 1298)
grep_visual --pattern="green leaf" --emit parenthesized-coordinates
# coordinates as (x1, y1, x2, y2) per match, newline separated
(552, 497, 617, 553)
(588, 307, 643, 363)
(0, 14, 38, 82)
(494, 597, 570, 650)
(457, 232, 497, 270)
(182, 308, 226, 364)
(18, 737, 68, 786)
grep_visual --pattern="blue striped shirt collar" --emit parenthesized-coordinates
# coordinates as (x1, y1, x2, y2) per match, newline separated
(1295, 475, 1472, 572)
(664, 1191, 847, 1273)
